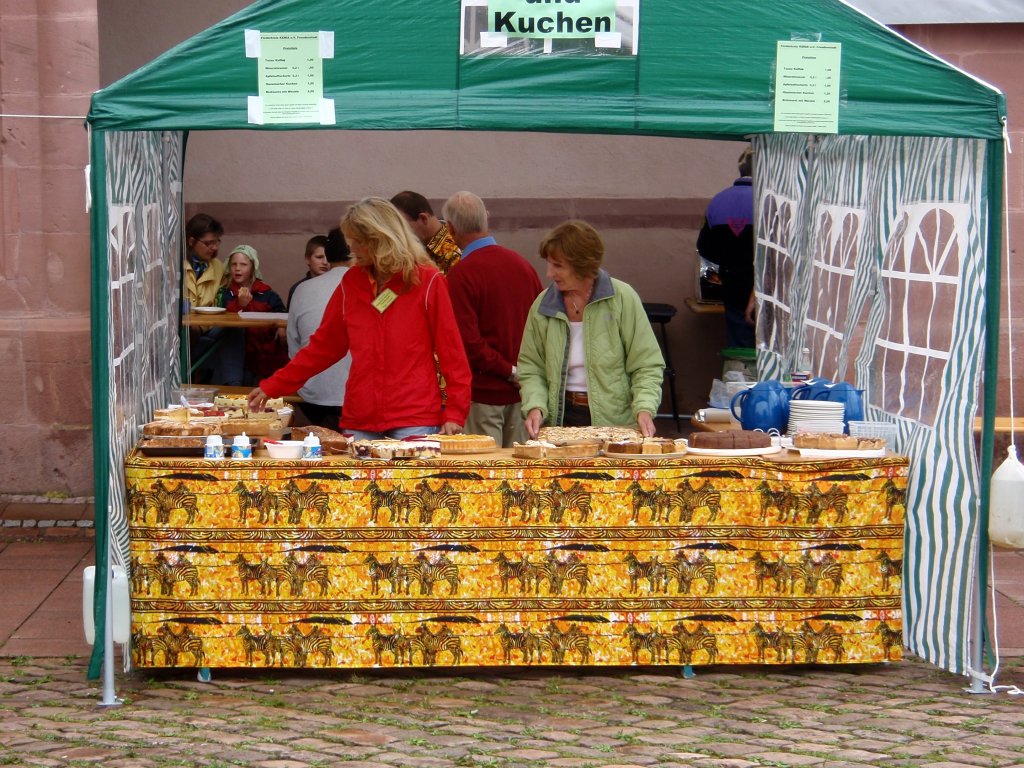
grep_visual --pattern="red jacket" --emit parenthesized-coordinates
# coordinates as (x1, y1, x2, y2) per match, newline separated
(220, 279, 289, 380)
(260, 263, 471, 432)
(447, 243, 542, 405)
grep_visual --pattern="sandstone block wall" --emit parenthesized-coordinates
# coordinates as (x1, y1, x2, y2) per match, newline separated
(0, 1, 98, 496)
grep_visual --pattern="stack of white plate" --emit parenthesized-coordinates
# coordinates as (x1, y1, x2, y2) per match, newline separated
(787, 400, 845, 434)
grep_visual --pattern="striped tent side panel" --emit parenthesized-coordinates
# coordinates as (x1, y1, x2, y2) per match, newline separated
(757, 134, 988, 674)
(104, 130, 184, 571)
(852, 136, 987, 673)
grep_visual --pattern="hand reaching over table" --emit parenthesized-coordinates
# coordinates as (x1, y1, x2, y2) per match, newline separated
(247, 387, 268, 412)
(637, 411, 656, 437)
(524, 408, 543, 439)
(441, 421, 464, 435)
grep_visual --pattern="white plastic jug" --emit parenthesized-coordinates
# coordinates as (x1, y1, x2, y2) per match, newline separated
(82, 565, 130, 644)
(989, 445, 1024, 548)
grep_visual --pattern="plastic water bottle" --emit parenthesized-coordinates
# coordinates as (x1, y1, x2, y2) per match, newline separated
(798, 347, 812, 374)
(204, 434, 224, 459)
(792, 347, 812, 383)
(302, 433, 322, 460)
(990, 445, 1024, 548)
(232, 433, 252, 460)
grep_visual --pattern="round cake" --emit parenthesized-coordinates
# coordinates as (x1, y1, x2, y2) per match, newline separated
(431, 434, 497, 454)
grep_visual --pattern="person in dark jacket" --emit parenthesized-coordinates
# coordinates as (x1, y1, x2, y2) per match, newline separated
(697, 145, 756, 348)
(285, 235, 331, 308)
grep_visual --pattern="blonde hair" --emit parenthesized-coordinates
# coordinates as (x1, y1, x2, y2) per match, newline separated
(341, 197, 432, 285)
(538, 220, 604, 279)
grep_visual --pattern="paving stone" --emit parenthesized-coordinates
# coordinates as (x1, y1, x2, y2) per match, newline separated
(372, 754, 458, 767)
(332, 727, 400, 745)
(753, 752, 826, 765)
(53, 746, 120, 761)
(500, 747, 563, 759)
(4, 654, 1024, 767)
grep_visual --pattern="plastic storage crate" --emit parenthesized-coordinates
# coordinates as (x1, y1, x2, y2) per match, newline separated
(848, 420, 898, 448)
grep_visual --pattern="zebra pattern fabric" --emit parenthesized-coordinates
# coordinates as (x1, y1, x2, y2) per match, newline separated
(92, 130, 184, 677)
(125, 454, 906, 669)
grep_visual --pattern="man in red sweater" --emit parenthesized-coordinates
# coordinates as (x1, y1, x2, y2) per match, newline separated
(443, 191, 543, 447)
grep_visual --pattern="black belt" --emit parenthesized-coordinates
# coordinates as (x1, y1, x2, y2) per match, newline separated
(566, 391, 589, 407)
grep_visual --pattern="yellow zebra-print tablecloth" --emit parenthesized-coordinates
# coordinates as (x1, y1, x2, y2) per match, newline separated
(124, 449, 907, 669)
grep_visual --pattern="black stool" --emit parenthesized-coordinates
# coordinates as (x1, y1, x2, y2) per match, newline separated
(643, 302, 680, 431)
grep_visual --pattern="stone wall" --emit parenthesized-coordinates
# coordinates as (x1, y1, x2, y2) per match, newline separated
(0, 1, 98, 495)
(2, 4, 1021, 497)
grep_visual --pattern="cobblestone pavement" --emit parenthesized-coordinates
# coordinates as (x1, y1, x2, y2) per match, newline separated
(2, 655, 1023, 768)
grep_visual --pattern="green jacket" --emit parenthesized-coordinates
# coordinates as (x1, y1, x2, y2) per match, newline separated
(518, 270, 665, 427)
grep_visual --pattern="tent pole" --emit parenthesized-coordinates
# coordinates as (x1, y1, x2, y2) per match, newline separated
(99, 526, 121, 707)
(967, 135, 1005, 693)
(86, 127, 113, 693)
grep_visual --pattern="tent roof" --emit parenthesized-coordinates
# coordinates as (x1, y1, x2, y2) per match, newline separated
(87, 0, 1006, 139)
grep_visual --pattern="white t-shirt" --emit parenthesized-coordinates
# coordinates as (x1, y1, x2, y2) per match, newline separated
(565, 321, 588, 392)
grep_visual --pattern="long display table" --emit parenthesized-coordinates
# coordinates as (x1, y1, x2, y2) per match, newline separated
(123, 449, 907, 670)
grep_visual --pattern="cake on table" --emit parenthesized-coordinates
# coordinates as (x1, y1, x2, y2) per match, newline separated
(688, 430, 774, 449)
(290, 425, 351, 455)
(430, 434, 497, 454)
(512, 440, 602, 459)
(352, 439, 441, 460)
(213, 394, 285, 411)
(605, 437, 687, 455)
(536, 425, 643, 444)
(792, 432, 886, 451)
(513, 425, 640, 459)
(142, 420, 220, 437)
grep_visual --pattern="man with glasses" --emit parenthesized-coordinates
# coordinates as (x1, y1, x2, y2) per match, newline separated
(184, 213, 225, 308)
(183, 213, 233, 383)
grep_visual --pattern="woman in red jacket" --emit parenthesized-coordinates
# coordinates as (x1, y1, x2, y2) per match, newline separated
(248, 198, 471, 438)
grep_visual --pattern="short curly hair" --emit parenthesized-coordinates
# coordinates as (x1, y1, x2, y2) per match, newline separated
(538, 220, 604, 279)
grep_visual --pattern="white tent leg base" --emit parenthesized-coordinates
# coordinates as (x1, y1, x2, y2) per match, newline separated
(964, 686, 994, 695)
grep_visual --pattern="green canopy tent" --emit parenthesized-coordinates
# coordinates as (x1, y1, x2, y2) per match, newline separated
(86, 0, 1007, 693)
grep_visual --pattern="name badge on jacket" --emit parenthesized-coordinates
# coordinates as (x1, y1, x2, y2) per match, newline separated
(372, 288, 398, 313)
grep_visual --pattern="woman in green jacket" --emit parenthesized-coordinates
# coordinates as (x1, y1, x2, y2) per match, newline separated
(518, 220, 665, 438)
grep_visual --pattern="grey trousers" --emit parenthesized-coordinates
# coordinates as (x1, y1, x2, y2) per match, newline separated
(465, 402, 528, 448)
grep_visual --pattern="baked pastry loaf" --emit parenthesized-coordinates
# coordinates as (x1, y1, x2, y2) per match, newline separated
(606, 438, 687, 455)
(606, 440, 641, 454)
(512, 440, 601, 459)
(431, 434, 498, 454)
(689, 430, 773, 449)
(142, 420, 219, 437)
(512, 440, 554, 459)
(353, 439, 441, 460)
(792, 432, 885, 450)
(537, 425, 643, 444)
(138, 436, 206, 448)
(153, 407, 190, 422)
(214, 394, 285, 410)
(220, 418, 283, 437)
(291, 425, 350, 455)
